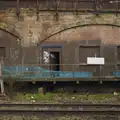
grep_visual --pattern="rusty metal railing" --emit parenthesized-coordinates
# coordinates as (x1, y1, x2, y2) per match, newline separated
(0, 0, 120, 14)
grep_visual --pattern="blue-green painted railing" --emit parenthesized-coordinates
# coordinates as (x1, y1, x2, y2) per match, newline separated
(2, 66, 93, 80)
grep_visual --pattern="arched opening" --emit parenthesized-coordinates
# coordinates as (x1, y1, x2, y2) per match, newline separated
(37, 24, 120, 79)
(0, 29, 21, 65)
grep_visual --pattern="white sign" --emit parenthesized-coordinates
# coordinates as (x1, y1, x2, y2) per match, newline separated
(87, 57, 105, 65)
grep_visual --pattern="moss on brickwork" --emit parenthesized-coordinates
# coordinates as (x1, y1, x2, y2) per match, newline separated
(21, 8, 36, 17)
(0, 22, 8, 29)
(45, 14, 120, 36)
(6, 8, 16, 13)
(1, 11, 120, 47)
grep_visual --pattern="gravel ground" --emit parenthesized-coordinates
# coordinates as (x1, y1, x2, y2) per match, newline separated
(0, 115, 119, 120)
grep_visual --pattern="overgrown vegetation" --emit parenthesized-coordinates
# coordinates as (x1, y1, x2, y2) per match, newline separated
(12, 92, 118, 103)
(0, 22, 8, 29)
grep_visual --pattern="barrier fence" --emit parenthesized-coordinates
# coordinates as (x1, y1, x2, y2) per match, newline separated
(0, 0, 120, 14)
(1, 64, 120, 81)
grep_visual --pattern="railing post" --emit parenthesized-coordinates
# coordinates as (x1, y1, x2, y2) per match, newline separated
(72, 64, 74, 78)
(100, 65, 101, 77)
(0, 61, 4, 94)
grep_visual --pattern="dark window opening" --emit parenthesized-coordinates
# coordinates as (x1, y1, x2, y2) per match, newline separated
(50, 52, 60, 71)
(79, 46, 100, 63)
(117, 65, 120, 71)
(0, 47, 5, 58)
(117, 46, 120, 61)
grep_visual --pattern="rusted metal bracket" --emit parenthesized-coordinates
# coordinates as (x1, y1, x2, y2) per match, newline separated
(36, 0, 39, 21)
(55, 0, 60, 21)
(75, 0, 78, 15)
(94, 0, 99, 16)
(116, 0, 119, 16)
(16, 0, 20, 20)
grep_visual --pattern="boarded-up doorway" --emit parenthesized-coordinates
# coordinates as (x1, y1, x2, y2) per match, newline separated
(0, 47, 5, 58)
(79, 46, 100, 76)
(117, 46, 120, 61)
(79, 46, 100, 63)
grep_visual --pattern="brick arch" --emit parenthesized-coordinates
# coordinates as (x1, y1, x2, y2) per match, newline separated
(37, 23, 120, 45)
(0, 21, 21, 41)
(0, 22, 22, 65)
(0, 27, 21, 40)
